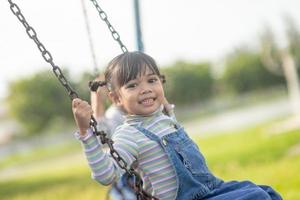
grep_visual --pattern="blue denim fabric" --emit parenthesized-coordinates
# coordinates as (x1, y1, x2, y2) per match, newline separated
(109, 173, 136, 200)
(135, 126, 282, 200)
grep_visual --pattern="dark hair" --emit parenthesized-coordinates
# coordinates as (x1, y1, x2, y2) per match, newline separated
(104, 51, 162, 91)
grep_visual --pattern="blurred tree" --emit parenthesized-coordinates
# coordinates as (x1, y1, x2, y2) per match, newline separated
(222, 47, 285, 93)
(260, 26, 283, 76)
(162, 61, 214, 105)
(284, 16, 300, 115)
(260, 17, 300, 116)
(75, 70, 95, 101)
(285, 15, 300, 71)
(6, 70, 74, 135)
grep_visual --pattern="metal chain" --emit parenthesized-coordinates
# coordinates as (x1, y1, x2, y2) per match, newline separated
(7, 1, 157, 199)
(81, 0, 99, 74)
(8, 0, 78, 100)
(89, 0, 128, 53)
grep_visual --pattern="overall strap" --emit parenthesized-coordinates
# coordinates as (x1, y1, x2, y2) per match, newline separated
(134, 126, 161, 142)
(134, 124, 185, 141)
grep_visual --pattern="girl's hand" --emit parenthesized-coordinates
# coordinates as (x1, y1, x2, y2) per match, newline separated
(91, 84, 107, 120)
(162, 96, 174, 115)
(72, 98, 93, 136)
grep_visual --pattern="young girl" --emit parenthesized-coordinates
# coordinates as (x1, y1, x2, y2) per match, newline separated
(72, 51, 282, 200)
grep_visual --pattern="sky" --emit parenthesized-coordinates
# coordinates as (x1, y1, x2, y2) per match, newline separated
(1, 0, 300, 99)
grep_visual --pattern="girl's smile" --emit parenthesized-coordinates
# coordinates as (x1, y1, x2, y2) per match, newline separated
(138, 96, 156, 106)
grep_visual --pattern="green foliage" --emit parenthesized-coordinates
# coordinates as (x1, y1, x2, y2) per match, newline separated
(162, 61, 214, 105)
(222, 48, 286, 93)
(6, 70, 74, 135)
(74, 71, 94, 102)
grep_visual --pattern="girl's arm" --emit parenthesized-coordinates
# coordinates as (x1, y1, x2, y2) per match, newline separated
(75, 127, 138, 185)
(90, 85, 113, 137)
(90, 77, 108, 121)
(72, 98, 136, 185)
(90, 78, 124, 138)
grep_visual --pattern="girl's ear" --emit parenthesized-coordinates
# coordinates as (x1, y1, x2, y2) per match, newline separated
(159, 74, 166, 84)
(108, 91, 122, 107)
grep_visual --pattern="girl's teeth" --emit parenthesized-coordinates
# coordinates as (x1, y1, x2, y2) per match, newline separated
(142, 99, 153, 105)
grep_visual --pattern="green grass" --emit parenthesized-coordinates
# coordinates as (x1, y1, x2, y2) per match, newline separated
(0, 141, 79, 171)
(0, 118, 299, 200)
(194, 122, 300, 200)
(0, 152, 109, 200)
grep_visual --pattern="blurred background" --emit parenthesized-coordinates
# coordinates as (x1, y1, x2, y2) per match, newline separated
(1, 0, 300, 199)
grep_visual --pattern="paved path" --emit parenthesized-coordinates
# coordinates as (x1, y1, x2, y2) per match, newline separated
(183, 97, 292, 136)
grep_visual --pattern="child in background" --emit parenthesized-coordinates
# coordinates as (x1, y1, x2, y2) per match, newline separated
(72, 51, 282, 200)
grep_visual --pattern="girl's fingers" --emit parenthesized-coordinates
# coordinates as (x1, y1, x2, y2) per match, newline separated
(73, 99, 90, 108)
(72, 98, 81, 108)
(72, 99, 93, 115)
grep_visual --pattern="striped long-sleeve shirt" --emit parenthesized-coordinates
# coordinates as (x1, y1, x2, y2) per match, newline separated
(76, 107, 178, 200)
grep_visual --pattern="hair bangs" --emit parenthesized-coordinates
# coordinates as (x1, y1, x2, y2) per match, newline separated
(105, 51, 161, 90)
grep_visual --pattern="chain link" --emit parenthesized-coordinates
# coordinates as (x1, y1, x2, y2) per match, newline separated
(80, 0, 99, 74)
(7, 1, 157, 199)
(89, 0, 128, 53)
(8, 0, 78, 100)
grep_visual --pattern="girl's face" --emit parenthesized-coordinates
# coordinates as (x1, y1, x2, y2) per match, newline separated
(112, 68, 165, 116)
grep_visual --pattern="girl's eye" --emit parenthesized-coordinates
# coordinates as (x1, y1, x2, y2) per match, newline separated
(126, 83, 138, 89)
(148, 78, 158, 83)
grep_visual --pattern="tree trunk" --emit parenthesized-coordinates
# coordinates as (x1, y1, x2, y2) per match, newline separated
(281, 50, 300, 117)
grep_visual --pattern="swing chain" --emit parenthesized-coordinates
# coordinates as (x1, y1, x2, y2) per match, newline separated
(88, 0, 128, 93)
(8, 0, 78, 100)
(8, 1, 157, 199)
(89, 0, 128, 53)
(96, 128, 158, 199)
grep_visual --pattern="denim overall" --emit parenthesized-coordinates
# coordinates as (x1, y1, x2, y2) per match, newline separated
(135, 125, 283, 200)
(109, 173, 136, 200)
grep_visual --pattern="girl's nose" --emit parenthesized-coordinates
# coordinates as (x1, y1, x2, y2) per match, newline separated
(140, 84, 152, 94)
(140, 88, 152, 94)
(139, 81, 152, 94)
